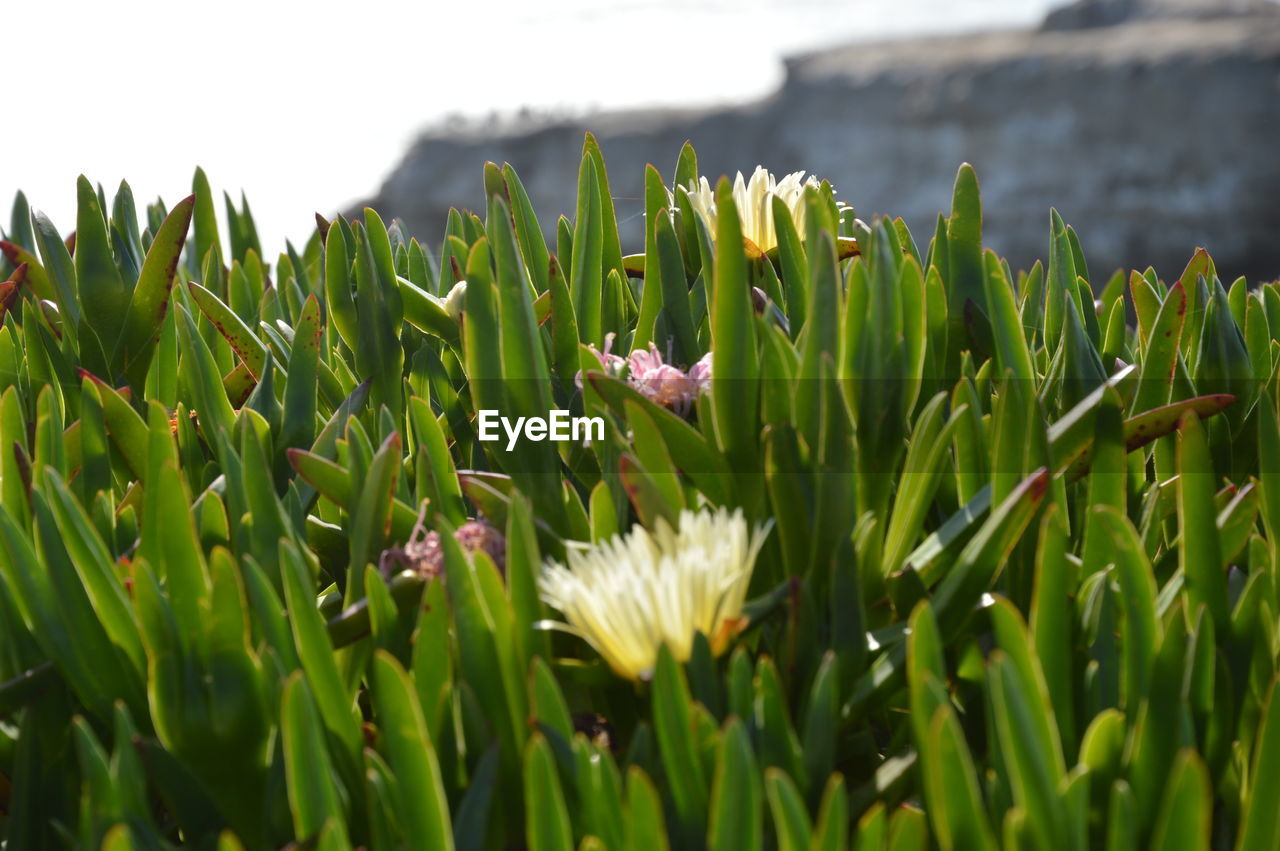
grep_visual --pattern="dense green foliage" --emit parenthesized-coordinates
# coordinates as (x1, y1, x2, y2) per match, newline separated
(0, 137, 1278, 850)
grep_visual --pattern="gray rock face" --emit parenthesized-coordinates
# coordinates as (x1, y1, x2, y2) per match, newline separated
(1044, 0, 1278, 30)
(365, 9, 1280, 283)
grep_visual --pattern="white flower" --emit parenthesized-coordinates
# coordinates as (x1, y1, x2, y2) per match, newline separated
(678, 165, 830, 253)
(538, 507, 770, 681)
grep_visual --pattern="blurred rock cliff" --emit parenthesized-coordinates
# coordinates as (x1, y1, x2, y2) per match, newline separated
(363, 0, 1280, 282)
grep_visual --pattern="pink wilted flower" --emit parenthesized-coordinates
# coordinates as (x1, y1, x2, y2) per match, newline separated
(628, 345, 712, 415)
(577, 332, 628, 389)
(577, 335, 713, 416)
(687, 352, 712, 385)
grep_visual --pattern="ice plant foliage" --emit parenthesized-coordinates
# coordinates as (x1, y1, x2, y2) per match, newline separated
(682, 164, 834, 252)
(1, 140, 1279, 850)
(537, 507, 769, 680)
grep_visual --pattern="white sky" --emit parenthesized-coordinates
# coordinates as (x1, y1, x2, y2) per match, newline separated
(2, 0, 1054, 250)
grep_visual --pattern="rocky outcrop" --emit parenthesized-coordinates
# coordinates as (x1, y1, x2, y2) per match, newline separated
(364, 3, 1280, 282)
(1044, 0, 1278, 29)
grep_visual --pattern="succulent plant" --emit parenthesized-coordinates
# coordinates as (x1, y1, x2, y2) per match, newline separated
(0, 136, 1276, 850)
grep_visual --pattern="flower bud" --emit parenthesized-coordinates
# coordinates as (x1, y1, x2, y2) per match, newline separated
(443, 280, 468, 321)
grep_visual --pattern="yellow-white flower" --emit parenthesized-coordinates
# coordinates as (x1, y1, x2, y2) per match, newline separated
(679, 165, 828, 254)
(538, 507, 770, 681)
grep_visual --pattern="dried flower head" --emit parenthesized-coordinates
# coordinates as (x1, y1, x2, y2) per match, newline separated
(380, 506, 506, 579)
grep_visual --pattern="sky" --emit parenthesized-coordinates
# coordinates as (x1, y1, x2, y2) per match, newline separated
(2, 0, 1055, 251)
